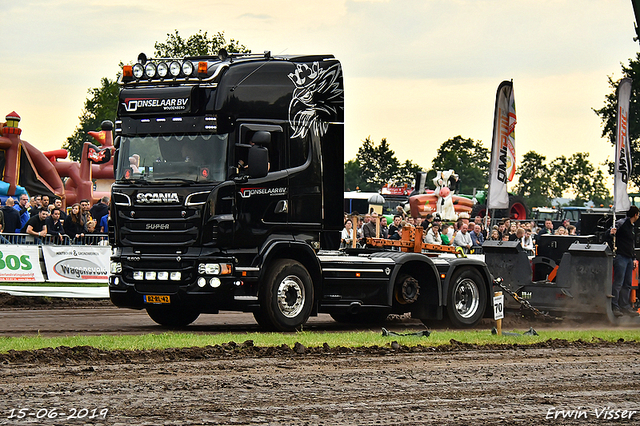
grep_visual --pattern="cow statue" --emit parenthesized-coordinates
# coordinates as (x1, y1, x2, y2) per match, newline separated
(433, 170, 459, 221)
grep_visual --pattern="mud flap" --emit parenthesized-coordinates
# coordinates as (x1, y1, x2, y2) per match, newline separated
(553, 243, 613, 315)
(483, 241, 531, 310)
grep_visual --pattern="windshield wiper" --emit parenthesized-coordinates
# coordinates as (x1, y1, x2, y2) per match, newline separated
(152, 177, 195, 183)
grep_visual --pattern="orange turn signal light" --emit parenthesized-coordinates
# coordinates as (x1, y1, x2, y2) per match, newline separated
(198, 61, 207, 75)
(123, 65, 133, 78)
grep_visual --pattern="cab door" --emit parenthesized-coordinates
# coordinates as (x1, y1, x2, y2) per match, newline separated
(233, 125, 289, 248)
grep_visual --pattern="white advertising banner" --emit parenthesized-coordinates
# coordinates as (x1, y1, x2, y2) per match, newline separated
(615, 77, 633, 213)
(42, 246, 110, 283)
(487, 80, 516, 210)
(0, 245, 44, 282)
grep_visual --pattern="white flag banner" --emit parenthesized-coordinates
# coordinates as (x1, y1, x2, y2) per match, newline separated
(488, 81, 515, 210)
(615, 77, 633, 213)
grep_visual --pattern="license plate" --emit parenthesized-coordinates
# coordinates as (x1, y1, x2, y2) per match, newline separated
(144, 295, 171, 304)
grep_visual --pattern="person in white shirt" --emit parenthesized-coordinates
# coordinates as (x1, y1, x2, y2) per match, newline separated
(520, 228, 535, 255)
(341, 218, 355, 248)
(453, 223, 473, 253)
(425, 223, 442, 245)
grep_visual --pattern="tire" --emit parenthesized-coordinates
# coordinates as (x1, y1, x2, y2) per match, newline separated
(146, 305, 200, 327)
(330, 311, 389, 324)
(471, 203, 487, 218)
(255, 259, 313, 331)
(508, 195, 528, 220)
(446, 267, 487, 328)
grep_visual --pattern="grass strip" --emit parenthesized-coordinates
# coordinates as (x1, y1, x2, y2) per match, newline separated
(1, 329, 639, 353)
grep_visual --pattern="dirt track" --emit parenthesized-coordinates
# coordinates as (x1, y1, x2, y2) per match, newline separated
(1, 296, 640, 425)
(1, 342, 640, 425)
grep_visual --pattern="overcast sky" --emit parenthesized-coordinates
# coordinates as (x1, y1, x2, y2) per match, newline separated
(3, 0, 639, 191)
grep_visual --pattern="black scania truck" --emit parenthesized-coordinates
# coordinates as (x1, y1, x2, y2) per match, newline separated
(109, 51, 494, 331)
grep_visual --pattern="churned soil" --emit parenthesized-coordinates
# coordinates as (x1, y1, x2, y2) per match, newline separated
(1, 341, 639, 425)
(0, 292, 112, 309)
(1, 295, 639, 425)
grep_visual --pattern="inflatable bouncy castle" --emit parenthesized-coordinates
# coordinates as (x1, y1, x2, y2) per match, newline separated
(0, 112, 114, 207)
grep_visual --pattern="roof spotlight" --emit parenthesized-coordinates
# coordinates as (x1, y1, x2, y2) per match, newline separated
(145, 62, 156, 78)
(169, 61, 181, 77)
(157, 62, 168, 78)
(132, 63, 144, 79)
(182, 61, 194, 77)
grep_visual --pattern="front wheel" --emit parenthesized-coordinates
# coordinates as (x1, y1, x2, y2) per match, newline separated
(446, 267, 487, 328)
(254, 259, 314, 331)
(146, 305, 200, 327)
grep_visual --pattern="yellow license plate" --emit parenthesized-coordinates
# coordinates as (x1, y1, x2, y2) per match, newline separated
(144, 295, 171, 304)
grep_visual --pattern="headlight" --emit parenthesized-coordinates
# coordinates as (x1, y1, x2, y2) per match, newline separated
(197, 277, 207, 287)
(209, 277, 221, 288)
(110, 262, 122, 274)
(157, 271, 169, 281)
(157, 62, 168, 78)
(145, 271, 156, 280)
(145, 62, 156, 78)
(133, 271, 144, 280)
(198, 263, 220, 275)
(170, 272, 181, 281)
(132, 63, 144, 79)
(182, 61, 194, 76)
(169, 61, 181, 77)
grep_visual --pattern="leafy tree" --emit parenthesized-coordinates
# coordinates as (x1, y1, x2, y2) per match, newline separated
(549, 152, 611, 206)
(345, 137, 425, 191)
(63, 30, 250, 160)
(593, 53, 640, 187)
(429, 136, 489, 194)
(154, 30, 250, 57)
(356, 137, 400, 191)
(62, 77, 119, 161)
(396, 159, 424, 187)
(514, 151, 554, 207)
(344, 159, 361, 191)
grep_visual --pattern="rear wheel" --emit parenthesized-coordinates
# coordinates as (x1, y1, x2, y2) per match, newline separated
(446, 267, 487, 328)
(471, 203, 487, 218)
(254, 259, 313, 331)
(146, 305, 200, 327)
(508, 195, 528, 220)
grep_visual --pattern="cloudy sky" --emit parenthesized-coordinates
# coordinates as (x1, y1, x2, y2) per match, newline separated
(3, 0, 639, 190)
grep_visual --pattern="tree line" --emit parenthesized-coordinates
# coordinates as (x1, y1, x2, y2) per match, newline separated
(346, 135, 612, 207)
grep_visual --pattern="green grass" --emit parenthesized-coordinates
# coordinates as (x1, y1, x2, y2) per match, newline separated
(1, 329, 639, 353)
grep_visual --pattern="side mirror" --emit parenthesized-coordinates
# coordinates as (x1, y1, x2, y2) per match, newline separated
(113, 151, 120, 176)
(248, 145, 269, 178)
(251, 131, 271, 145)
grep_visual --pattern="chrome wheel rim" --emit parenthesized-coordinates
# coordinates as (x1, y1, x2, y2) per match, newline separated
(277, 275, 305, 318)
(454, 278, 480, 319)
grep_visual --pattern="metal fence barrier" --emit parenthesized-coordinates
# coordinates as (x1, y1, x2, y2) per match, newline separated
(0, 233, 108, 246)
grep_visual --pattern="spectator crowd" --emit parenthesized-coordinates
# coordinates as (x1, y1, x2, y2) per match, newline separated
(341, 207, 578, 256)
(0, 194, 110, 244)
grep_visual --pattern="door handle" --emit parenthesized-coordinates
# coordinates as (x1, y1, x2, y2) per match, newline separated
(275, 200, 288, 214)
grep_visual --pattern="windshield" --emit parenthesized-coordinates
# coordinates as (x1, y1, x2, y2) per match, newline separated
(116, 134, 228, 183)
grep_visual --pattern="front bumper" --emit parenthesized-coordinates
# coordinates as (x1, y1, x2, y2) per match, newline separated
(109, 251, 261, 312)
